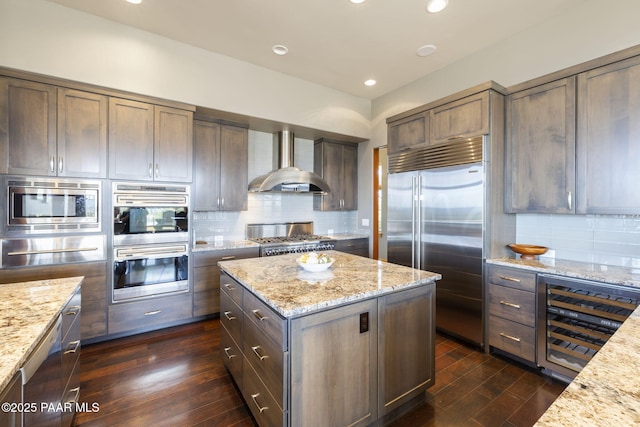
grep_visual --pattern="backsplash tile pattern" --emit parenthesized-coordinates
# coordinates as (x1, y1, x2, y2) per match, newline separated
(516, 214, 640, 267)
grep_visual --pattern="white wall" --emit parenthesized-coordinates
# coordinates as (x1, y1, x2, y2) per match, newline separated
(365, 0, 640, 266)
(0, 0, 371, 139)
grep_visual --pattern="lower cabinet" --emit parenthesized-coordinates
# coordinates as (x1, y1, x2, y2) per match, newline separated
(61, 286, 82, 427)
(333, 237, 369, 258)
(193, 247, 259, 317)
(220, 272, 435, 427)
(487, 265, 537, 363)
(0, 372, 21, 427)
(108, 293, 192, 335)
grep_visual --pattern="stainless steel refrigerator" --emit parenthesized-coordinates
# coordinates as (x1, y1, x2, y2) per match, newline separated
(387, 136, 485, 346)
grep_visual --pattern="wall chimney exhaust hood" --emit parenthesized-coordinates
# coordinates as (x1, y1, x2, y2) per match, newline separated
(248, 130, 330, 193)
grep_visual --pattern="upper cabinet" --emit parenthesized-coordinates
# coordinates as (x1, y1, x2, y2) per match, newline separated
(193, 120, 248, 211)
(0, 78, 107, 177)
(109, 98, 192, 182)
(387, 111, 429, 155)
(576, 55, 640, 214)
(430, 92, 489, 144)
(313, 139, 358, 211)
(505, 77, 576, 213)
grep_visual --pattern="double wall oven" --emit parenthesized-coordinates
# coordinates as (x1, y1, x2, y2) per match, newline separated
(111, 182, 189, 302)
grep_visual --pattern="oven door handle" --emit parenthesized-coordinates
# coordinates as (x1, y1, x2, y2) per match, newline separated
(115, 245, 188, 259)
(8, 247, 99, 256)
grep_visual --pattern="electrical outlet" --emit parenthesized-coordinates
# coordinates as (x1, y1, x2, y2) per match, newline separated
(359, 312, 369, 333)
(362, 218, 369, 227)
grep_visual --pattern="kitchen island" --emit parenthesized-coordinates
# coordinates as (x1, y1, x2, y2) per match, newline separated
(218, 251, 440, 427)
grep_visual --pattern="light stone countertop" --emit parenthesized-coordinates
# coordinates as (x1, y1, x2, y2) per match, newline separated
(0, 277, 83, 392)
(219, 250, 440, 318)
(486, 257, 640, 425)
(324, 233, 369, 240)
(191, 240, 260, 252)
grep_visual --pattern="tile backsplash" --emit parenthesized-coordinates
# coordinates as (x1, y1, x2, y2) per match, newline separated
(516, 214, 640, 267)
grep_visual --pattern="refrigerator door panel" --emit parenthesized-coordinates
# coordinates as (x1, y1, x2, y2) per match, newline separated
(387, 171, 417, 268)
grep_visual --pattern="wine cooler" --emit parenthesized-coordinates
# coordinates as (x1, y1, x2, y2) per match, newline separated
(537, 274, 640, 381)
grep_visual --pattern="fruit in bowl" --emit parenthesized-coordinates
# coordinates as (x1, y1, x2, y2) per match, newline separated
(297, 252, 335, 272)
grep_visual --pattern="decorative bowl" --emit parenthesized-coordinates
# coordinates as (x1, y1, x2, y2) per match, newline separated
(296, 256, 335, 272)
(507, 244, 549, 260)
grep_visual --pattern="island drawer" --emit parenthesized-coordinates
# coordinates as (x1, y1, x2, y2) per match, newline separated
(61, 308, 81, 382)
(488, 284, 535, 327)
(243, 358, 285, 427)
(221, 326, 243, 389)
(487, 265, 536, 292)
(243, 290, 287, 351)
(220, 290, 243, 345)
(220, 272, 244, 308)
(243, 314, 286, 409)
(62, 287, 82, 340)
(488, 315, 536, 363)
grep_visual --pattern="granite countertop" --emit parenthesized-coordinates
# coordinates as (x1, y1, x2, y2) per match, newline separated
(487, 257, 640, 289)
(219, 250, 440, 318)
(0, 277, 83, 392)
(325, 233, 369, 240)
(192, 240, 260, 252)
(535, 303, 640, 426)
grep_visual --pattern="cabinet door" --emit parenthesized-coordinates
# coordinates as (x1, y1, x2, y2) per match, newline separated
(291, 299, 378, 427)
(154, 105, 193, 182)
(219, 125, 248, 211)
(505, 78, 576, 213)
(57, 88, 107, 178)
(378, 285, 434, 415)
(341, 143, 358, 210)
(0, 77, 57, 175)
(109, 97, 154, 180)
(193, 120, 221, 210)
(430, 92, 489, 144)
(577, 55, 640, 214)
(315, 141, 343, 210)
(387, 111, 429, 155)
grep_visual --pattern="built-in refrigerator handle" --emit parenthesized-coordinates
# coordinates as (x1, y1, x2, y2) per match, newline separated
(416, 175, 422, 271)
(411, 176, 416, 270)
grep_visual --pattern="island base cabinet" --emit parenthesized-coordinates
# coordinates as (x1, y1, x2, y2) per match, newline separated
(378, 285, 435, 416)
(290, 299, 378, 427)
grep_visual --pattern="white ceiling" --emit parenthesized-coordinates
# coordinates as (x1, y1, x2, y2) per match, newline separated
(46, 0, 585, 100)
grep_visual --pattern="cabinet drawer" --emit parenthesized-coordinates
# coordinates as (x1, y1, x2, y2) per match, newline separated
(193, 288, 220, 317)
(243, 291, 287, 351)
(220, 272, 244, 308)
(62, 287, 81, 339)
(243, 313, 286, 409)
(221, 326, 243, 389)
(61, 311, 81, 381)
(487, 265, 536, 292)
(488, 284, 535, 326)
(220, 290, 243, 345)
(61, 358, 81, 427)
(243, 358, 284, 427)
(108, 293, 192, 335)
(488, 315, 536, 363)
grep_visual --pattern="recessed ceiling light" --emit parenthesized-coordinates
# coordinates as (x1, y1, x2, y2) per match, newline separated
(272, 45, 289, 55)
(426, 0, 448, 13)
(350, 0, 366, 3)
(364, 79, 377, 87)
(416, 44, 437, 57)
(126, 0, 143, 4)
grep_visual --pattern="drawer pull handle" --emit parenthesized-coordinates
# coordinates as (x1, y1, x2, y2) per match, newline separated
(250, 393, 269, 414)
(499, 275, 521, 283)
(224, 311, 236, 321)
(65, 387, 81, 405)
(223, 283, 235, 291)
(221, 256, 236, 260)
(500, 301, 521, 309)
(64, 340, 81, 355)
(64, 306, 81, 316)
(144, 310, 161, 316)
(500, 333, 521, 342)
(251, 345, 269, 361)
(224, 347, 236, 359)
(252, 309, 267, 322)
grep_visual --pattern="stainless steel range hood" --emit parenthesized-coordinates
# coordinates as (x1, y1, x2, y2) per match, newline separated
(248, 130, 330, 193)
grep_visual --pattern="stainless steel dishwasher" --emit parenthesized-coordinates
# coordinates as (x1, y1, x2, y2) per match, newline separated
(20, 316, 62, 427)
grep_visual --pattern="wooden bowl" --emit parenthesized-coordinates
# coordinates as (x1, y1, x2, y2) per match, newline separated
(507, 244, 548, 260)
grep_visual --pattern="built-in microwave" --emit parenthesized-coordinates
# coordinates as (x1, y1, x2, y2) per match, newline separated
(4, 176, 101, 234)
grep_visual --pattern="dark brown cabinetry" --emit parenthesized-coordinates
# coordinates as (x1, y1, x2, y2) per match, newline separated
(0, 78, 107, 177)
(487, 265, 537, 363)
(505, 78, 576, 213)
(193, 247, 258, 317)
(576, 55, 640, 214)
(193, 120, 248, 211)
(313, 139, 358, 211)
(109, 98, 193, 182)
(333, 237, 369, 257)
(61, 286, 81, 427)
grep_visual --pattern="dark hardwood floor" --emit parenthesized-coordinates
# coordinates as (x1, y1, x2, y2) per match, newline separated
(73, 319, 566, 427)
